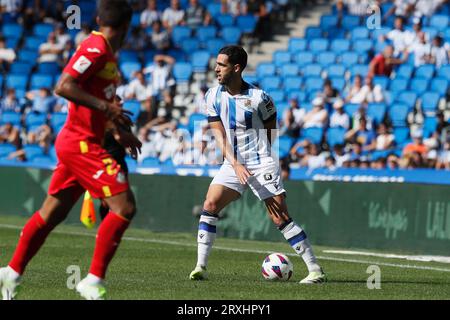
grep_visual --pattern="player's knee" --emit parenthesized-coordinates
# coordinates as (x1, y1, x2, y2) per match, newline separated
(203, 199, 219, 214)
(115, 201, 137, 220)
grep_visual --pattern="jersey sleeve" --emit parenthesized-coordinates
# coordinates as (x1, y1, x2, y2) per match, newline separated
(63, 39, 107, 82)
(257, 91, 277, 123)
(204, 88, 221, 123)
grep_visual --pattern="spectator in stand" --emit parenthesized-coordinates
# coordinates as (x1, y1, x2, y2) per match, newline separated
(0, 0, 22, 22)
(329, 98, 350, 130)
(408, 31, 432, 67)
(403, 129, 428, 158)
(244, 0, 271, 42)
(150, 20, 171, 51)
(383, 0, 415, 21)
(332, 144, 350, 167)
(221, 0, 246, 16)
(413, 0, 447, 19)
(125, 70, 151, 102)
(0, 36, 16, 71)
(303, 96, 328, 128)
(43, 1, 66, 24)
(75, 24, 92, 47)
(0, 122, 20, 148)
(352, 105, 374, 130)
(345, 117, 376, 151)
(404, 19, 425, 49)
(426, 149, 439, 168)
(53, 96, 68, 113)
(124, 26, 148, 51)
(429, 35, 450, 68)
(322, 78, 340, 107)
(368, 45, 404, 77)
(140, 0, 161, 29)
(162, 0, 185, 31)
(343, 0, 370, 16)
(436, 140, 450, 169)
(185, 0, 205, 28)
(282, 98, 305, 138)
(38, 32, 64, 63)
(365, 122, 395, 152)
(27, 123, 52, 152)
(0, 88, 20, 113)
(386, 154, 400, 169)
(345, 75, 363, 103)
(380, 16, 413, 57)
(115, 72, 128, 101)
(54, 22, 71, 47)
(300, 143, 327, 169)
(60, 40, 75, 67)
(25, 87, 56, 114)
(348, 75, 384, 104)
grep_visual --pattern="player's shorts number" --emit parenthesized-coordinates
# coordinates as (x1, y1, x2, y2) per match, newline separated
(102, 158, 118, 176)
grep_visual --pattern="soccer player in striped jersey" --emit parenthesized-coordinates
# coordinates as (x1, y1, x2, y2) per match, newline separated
(189, 46, 326, 284)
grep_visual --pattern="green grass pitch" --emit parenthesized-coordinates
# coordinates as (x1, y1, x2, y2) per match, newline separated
(1, 215, 450, 300)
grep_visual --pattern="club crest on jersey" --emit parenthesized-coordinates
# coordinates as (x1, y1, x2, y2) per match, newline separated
(245, 99, 251, 107)
(116, 172, 126, 184)
(264, 173, 272, 181)
(72, 55, 92, 74)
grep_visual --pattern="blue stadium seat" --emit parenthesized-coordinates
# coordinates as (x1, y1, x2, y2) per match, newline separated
(50, 112, 67, 133)
(123, 100, 141, 122)
(283, 76, 302, 90)
(267, 89, 285, 104)
(120, 61, 142, 81)
(206, 38, 226, 55)
(367, 103, 387, 124)
(326, 28, 346, 39)
(350, 64, 369, 77)
(286, 89, 307, 102)
(294, 51, 314, 67)
(10, 62, 33, 75)
(33, 23, 54, 38)
(207, 3, 222, 17)
(309, 38, 329, 53)
(389, 103, 409, 127)
(344, 103, 360, 117)
(437, 65, 450, 81)
(303, 64, 322, 77)
(188, 113, 207, 133)
(409, 78, 429, 95)
(340, 51, 359, 68)
(288, 38, 307, 53)
(327, 127, 346, 147)
(395, 64, 414, 79)
(23, 36, 46, 50)
(6, 74, 28, 90)
(2, 23, 23, 39)
(243, 74, 258, 86)
(429, 15, 449, 31)
(273, 50, 292, 67)
(351, 27, 369, 40)
(256, 62, 276, 78)
(30, 74, 53, 90)
(276, 135, 294, 159)
(301, 127, 323, 145)
(389, 78, 409, 93)
(341, 15, 361, 30)
(280, 64, 300, 77)
(423, 116, 438, 138)
(216, 14, 234, 28)
(421, 91, 440, 115)
(330, 77, 346, 92)
(393, 127, 410, 145)
(23, 145, 44, 161)
(191, 50, 210, 72)
(423, 26, 439, 39)
(415, 64, 435, 80)
(25, 112, 47, 128)
(352, 39, 373, 54)
(326, 64, 346, 78)
(305, 26, 323, 39)
(304, 77, 324, 92)
(396, 91, 417, 109)
(31, 155, 55, 165)
(37, 62, 60, 74)
(196, 26, 217, 43)
(0, 111, 21, 127)
(276, 102, 290, 120)
(171, 26, 192, 44)
(371, 27, 391, 40)
(260, 76, 281, 91)
(141, 157, 160, 167)
(330, 39, 350, 54)
(317, 52, 336, 67)
(221, 27, 241, 44)
(373, 76, 389, 90)
(181, 38, 200, 52)
(430, 78, 449, 96)
(173, 62, 193, 83)
(17, 50, 38, 63)
(236, 15, 257, 34)
(119, 50, 139, 63)
(0, 143, 16, 157)
(320, 15, 338, 29)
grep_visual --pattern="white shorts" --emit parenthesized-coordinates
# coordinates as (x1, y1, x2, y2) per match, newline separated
(211, 158, 286, 201)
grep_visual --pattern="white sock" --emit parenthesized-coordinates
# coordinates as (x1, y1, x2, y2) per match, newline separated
(86, 273, 103, 285)
(196, 211, 218, 268)
(6, 266, 21, 281)
(279, 220, 321, 273)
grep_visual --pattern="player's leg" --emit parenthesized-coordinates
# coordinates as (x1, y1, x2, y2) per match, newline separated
(264, 194, 326, 284)
(0, 186, 83, 300)
(76, 189, 136, 300)
(190, 184, 241, 280)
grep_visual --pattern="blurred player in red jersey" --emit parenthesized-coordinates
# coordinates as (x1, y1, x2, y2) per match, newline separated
(0, 0, 142, 300)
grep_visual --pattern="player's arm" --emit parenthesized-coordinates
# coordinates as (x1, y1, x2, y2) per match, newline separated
(109, 124, 142, 160)
(209, 120, 252, 185)
(258, 92, 278, 148)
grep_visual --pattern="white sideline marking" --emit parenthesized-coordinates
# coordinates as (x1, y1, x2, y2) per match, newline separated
(2, 223, 450, 273)
(323, 250, 450, 264)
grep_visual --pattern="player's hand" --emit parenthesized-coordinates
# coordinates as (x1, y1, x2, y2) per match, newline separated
(232, 162, 253, 185)
(104, 100, 133, 130)
(115, 129, 142, 160)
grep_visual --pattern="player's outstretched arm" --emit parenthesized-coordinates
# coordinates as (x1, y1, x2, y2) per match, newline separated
(209, 120, 252, 184)
(55, 73, 133, 129)
(111, 125, 142, 160)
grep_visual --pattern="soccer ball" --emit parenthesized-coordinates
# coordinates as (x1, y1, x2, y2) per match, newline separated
(261, 253, 293, 281)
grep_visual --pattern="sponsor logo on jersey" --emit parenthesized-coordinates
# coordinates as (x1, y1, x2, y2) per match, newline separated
(199, 233, 205, 239)
(87, 47, 101, 53)
(72, 55, 92, 74)
(264, 173, 272, 181)
(93, 170, 104, 179)
(116, 172, 126, 184)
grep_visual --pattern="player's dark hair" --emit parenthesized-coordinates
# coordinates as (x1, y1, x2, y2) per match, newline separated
(219, 45, 247, 71)
(97, 0, 132, 28)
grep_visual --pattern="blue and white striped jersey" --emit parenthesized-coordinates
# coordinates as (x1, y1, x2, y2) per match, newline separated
(204, 82, 277, 165)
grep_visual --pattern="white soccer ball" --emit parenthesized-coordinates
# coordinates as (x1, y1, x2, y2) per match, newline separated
(261, 253, 293, 281)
